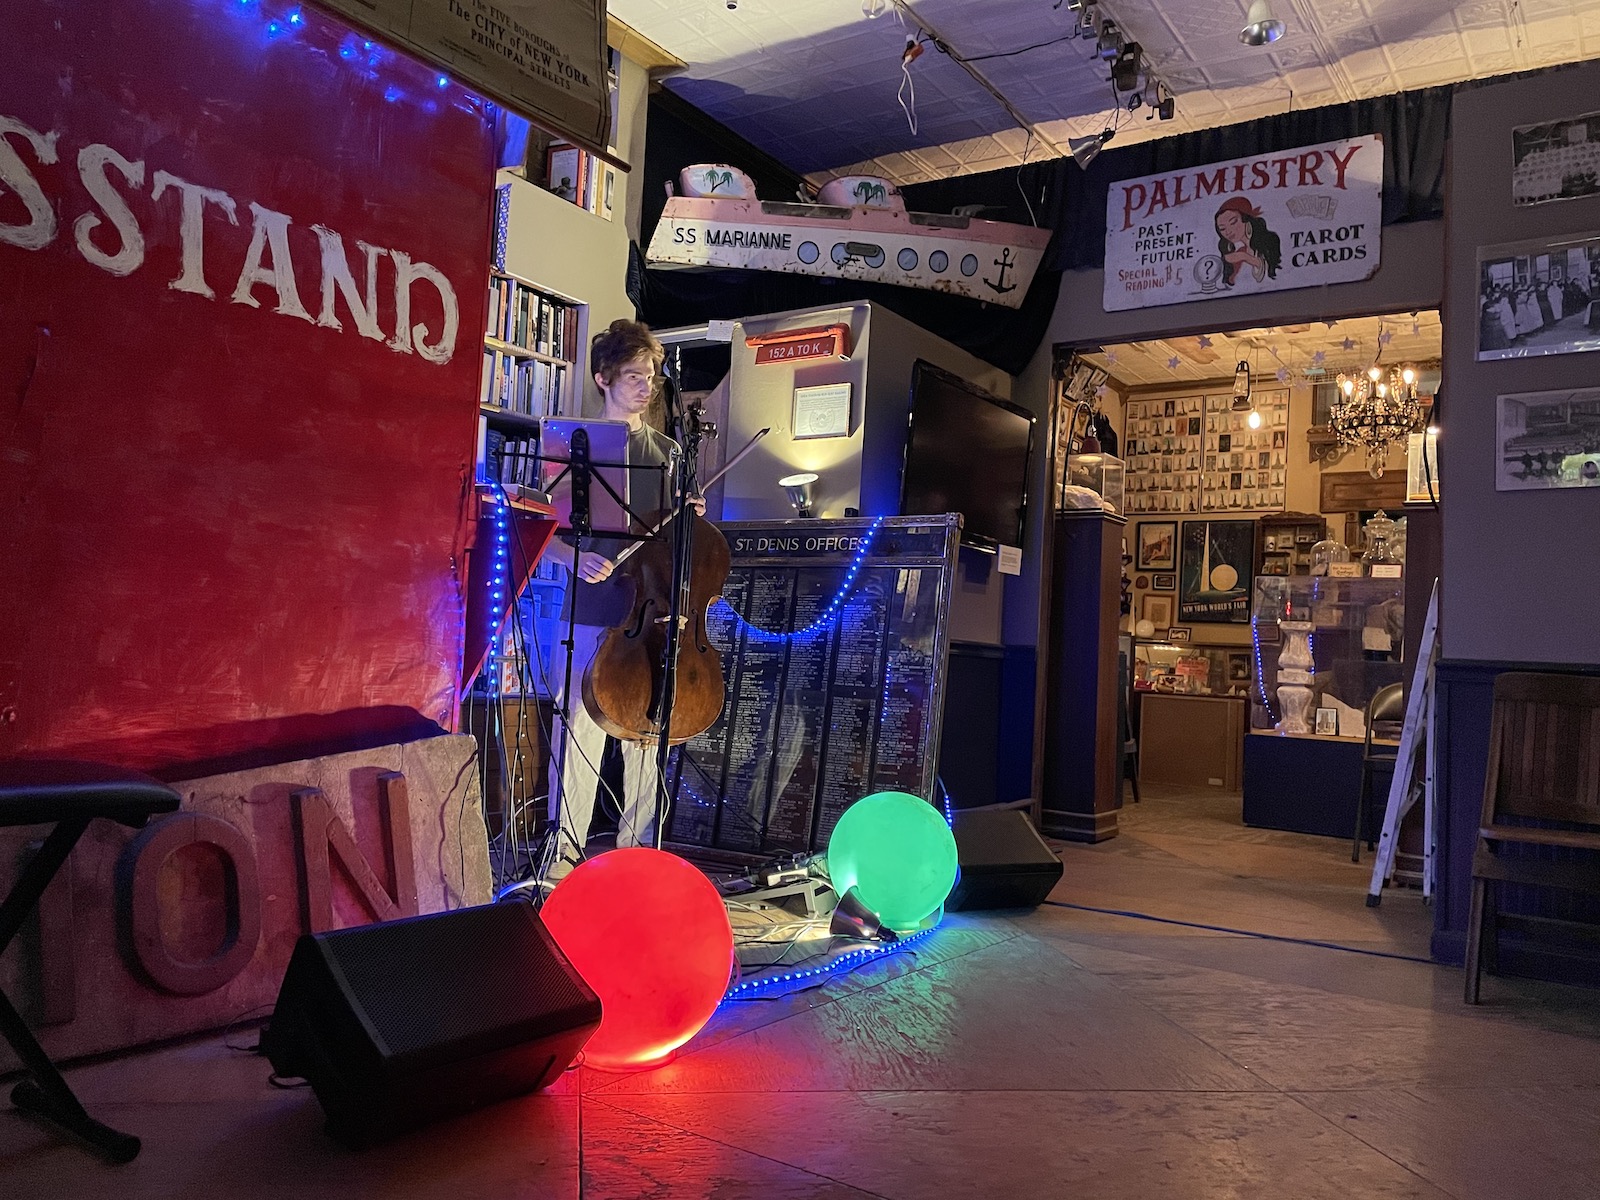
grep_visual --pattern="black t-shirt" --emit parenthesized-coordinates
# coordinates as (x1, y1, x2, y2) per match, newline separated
(562, 424, 679, 628)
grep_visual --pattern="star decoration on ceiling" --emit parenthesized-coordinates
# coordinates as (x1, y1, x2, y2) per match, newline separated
(1168, 355, 1181, 369)
(1379, 328, 1394, 345)
(1342, 337, 1356, 351)
(1276, 367, 1290, 382)
(1197, 335, 1213, 349)
(1312, 350, 1327, 366)
(1412, 321, 1422, 336)
(1324, 320, 1338, 329)
(1106, 349, 1118, 363)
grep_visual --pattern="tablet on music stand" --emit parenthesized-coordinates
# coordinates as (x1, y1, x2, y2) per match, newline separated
(539, 418, 633, 536)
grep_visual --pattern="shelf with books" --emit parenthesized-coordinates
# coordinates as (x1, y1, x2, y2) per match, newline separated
(480, 270, 581, 424)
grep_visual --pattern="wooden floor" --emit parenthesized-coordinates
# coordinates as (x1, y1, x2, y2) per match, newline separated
(5, 784, 1600, 1199)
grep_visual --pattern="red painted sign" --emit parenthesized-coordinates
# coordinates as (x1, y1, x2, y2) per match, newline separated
(747, 323, 852, 365)
(0, 0, 497, 773)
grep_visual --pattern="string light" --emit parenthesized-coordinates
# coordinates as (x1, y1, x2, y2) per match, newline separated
(485, 493, 511, 695)
(721, 924, 939, 1000)
(716, 516, 885, 642)
(1250, 614, 1278, 723)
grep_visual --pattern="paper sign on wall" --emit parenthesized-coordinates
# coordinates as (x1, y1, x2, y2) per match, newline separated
(1103, 135, 1384, 312)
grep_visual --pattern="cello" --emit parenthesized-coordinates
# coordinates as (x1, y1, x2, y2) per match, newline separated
(580, 402, 735, 746)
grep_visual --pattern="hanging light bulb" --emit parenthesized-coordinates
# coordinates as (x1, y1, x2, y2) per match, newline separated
(1247, 409, 1263, 430)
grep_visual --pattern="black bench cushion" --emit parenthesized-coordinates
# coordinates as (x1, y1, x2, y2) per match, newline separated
(0, 760, 182, 828)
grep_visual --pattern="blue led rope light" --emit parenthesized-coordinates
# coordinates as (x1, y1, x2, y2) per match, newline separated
(722, 923, 938, 1001)
(485, 493, 511, 694)
(715, 516, 885, 642)
(1251, 615, 1278, 724)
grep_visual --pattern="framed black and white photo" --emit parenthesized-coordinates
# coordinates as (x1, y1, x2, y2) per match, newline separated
(1314, 708, 1339, 737)
(1478, 235, 1600, 361)
(1135, 521, 1177, 570)
(1496, 388, 1600, 491)
(1151, 572, 1176, 591)
(1513, 110, 1600, 208)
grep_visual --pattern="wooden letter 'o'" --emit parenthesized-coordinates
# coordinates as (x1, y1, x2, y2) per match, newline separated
(122, 812, 262, 996)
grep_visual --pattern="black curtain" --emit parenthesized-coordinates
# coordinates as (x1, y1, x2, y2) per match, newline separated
(636, 84, 1454, 375)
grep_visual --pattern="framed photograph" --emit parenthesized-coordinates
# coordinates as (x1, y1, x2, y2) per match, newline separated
(1227, 652, 1251, 684)
(1496, 388, 1600, 490)
(1151, 572, 1176, 591)
(792, 382, 852, 439)
(1141, 594, 1174, 630)
(1166, 626, 1192, 643)
(1513, 110, 1600, 208)
(1178, 520, 1256, 624)
(1136, 521, 1177, 570)
(1477, 235, 1600, 361)
(1315, 707, 1340, 736)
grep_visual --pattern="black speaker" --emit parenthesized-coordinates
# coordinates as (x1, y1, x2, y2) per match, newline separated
(945, 808, 1063, 911)
(262, 901, 600, 1146)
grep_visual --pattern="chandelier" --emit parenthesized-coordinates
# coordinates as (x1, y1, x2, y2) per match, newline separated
(1331, 362, 1421, 478)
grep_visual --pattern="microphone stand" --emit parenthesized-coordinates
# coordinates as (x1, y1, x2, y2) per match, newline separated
(649, 349, 705, 849)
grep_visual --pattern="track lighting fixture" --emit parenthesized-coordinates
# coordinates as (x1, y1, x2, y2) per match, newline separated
(1110, 41, 1143, 92)
(1240, 0, 1285, 45)
(1096, 20, 1124, 61)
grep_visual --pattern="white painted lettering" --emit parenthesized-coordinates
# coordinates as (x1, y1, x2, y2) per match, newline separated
(231, 201, 312, 321)
(151, 170, 238, 298)
(0, 116, 60, 251)
(74, 143, 146, 276)
(312, 225, 386, 341)
(389, 250, 457, 365)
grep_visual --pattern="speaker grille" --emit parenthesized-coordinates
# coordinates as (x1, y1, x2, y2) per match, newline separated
(319, 903, 593, 1063)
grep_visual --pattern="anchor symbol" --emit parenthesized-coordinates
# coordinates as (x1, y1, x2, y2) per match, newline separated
(984, 247, 1018, 294)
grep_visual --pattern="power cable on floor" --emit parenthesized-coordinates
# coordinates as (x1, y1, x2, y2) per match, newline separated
(1041, 899, 1435, 964)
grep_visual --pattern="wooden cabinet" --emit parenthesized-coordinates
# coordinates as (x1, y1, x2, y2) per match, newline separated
(1138, 694, 1246, 789)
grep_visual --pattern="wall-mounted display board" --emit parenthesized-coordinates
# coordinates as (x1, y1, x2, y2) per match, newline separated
(1123, 389, 1288, 514)
(667, 516, 959, 857)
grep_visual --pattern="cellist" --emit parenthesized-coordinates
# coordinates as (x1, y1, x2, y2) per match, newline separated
(543, 319, 704, 883)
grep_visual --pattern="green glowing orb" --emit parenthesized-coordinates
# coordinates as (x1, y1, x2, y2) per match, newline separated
(826, 791, 958, 930)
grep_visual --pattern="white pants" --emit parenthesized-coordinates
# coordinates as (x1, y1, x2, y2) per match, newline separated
(546, 622, 661, 878)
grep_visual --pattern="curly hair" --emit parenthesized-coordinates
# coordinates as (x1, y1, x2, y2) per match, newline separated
(590, 319, 664, 385)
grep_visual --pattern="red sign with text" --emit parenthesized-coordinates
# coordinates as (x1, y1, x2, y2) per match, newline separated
(748, 323, 852, 365)
(0, 0, 495, 772)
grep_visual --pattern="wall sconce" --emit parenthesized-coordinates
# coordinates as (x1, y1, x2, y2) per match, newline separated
(779, 471, 819, 517)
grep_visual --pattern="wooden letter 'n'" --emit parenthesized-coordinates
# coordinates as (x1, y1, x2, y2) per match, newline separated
(291, 771, 419, 934)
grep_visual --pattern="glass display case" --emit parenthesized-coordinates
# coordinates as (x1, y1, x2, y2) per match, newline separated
(1067, 453, 1125, 516)
(1134, 640, 1254, 698)
(1249, 575, 1406, 738)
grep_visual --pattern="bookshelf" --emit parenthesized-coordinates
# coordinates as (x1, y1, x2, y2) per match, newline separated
(479, 270, 581, 422)
(475, 251, 585, 714)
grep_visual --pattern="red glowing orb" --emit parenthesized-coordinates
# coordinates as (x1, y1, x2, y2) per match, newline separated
(541, 848, 734, 1070)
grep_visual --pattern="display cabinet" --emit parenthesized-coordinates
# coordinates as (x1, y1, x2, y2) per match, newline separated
(1066, 453, 1125, 516)
(1134, 640, 1254, 699)
(1257, 512, 1325, 576)
(1249, 575, 1406, 739)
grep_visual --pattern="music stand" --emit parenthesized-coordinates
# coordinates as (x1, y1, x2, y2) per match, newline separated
(527, 419, 675, 874)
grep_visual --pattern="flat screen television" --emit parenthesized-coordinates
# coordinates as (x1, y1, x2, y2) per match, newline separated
(901, 360, 1036, 550)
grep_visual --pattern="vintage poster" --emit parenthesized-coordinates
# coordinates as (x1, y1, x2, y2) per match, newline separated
(1103, 135, 1384, 312)
(1178, 520, 1257, 624)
